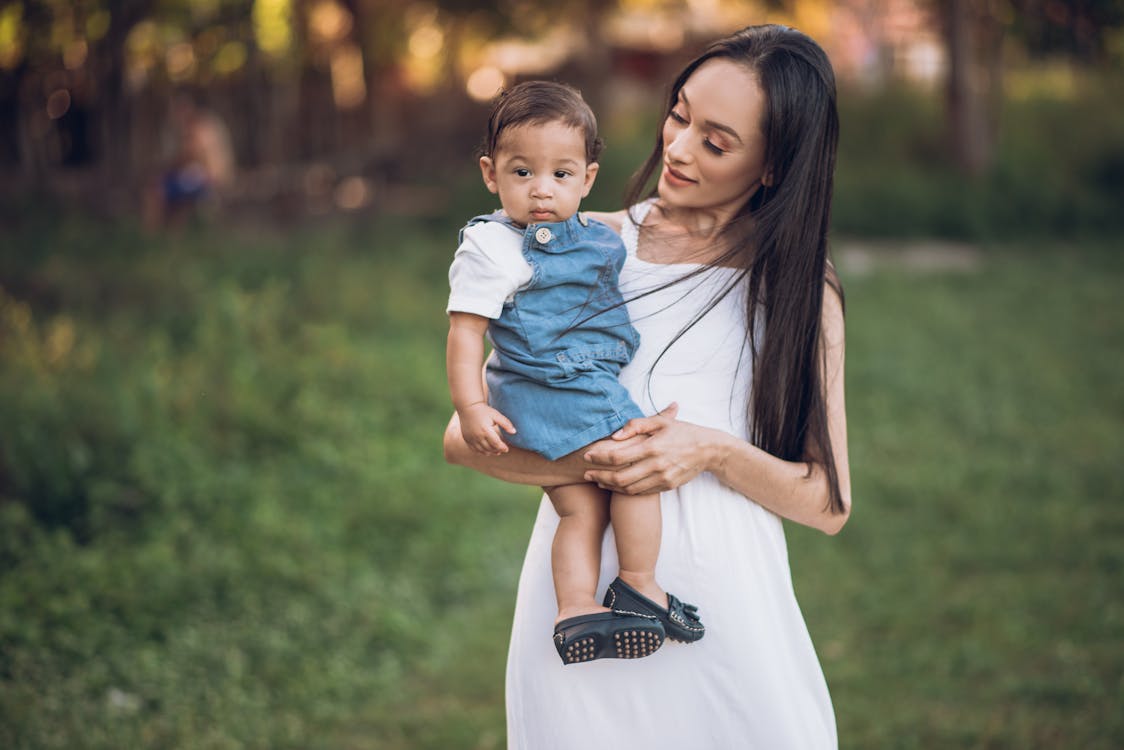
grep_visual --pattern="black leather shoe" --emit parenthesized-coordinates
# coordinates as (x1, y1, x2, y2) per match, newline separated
(553, 611, 665, 665)
(603, 577, 705, 643)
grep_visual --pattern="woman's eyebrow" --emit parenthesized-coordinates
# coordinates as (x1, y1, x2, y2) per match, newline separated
(680, 90, 744, 144)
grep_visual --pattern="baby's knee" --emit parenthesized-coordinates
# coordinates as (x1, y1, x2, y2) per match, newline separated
(546, 482, 610, 520)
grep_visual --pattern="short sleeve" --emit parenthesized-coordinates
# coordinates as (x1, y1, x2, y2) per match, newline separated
(446, 222, 532, 319)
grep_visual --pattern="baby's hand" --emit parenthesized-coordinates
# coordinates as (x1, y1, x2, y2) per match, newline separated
(459, 403, 516, 455)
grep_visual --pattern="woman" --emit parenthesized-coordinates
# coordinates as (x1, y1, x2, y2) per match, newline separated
(444, 24, 850, 749)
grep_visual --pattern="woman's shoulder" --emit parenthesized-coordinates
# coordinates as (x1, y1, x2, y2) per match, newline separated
(583, 210, 627, 235)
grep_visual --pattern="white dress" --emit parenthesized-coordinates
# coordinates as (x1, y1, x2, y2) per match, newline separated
(504, 201, 838, 749)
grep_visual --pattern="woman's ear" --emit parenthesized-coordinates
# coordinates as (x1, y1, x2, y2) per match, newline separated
(761, 169, 774, 187)
(479, 156, 499, 194)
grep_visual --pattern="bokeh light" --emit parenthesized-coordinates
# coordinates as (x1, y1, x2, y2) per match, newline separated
(334, 176, 371, 210)
(46, 89, 71, 120)
(253, 0, 293, 58)
(330, 43, 366, 109)
(63, 39, 88, 70)
(212, 41, 248, 76)
(466, 66, 505, 102)
(309, 0, 352, 45)
(166, 42, 197, 81)
(0, 3, 22, 70)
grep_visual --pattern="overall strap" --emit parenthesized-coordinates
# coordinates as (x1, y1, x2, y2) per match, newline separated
(458, 210, 520, 245)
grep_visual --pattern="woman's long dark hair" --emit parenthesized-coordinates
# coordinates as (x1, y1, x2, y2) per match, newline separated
(625, 25, 846, 514)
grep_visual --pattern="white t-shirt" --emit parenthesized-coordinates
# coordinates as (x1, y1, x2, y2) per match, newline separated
(446, 221, 533, 319)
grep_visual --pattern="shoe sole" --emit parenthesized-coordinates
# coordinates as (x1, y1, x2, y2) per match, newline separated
(559, 625, 664, 664)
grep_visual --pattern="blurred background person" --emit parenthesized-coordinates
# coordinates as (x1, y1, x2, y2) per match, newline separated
(143, 92, 234, 230)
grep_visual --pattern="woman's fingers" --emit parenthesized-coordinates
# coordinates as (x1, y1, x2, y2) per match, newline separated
(584, 434, 650, 467)
(611, 402, 679, 440)
(586, 455, 672, 492)
(588, 469, 667, 495)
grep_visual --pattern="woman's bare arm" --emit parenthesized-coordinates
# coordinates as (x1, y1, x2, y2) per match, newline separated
(443, 412, 596, 487)
(443, 404, 680, 488)
(584, 284, 851, 535)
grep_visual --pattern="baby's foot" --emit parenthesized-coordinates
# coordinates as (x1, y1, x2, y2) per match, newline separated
(603, 577, 705, 643)
(616, 572, 669, 612)
(554, 604, 610, 626)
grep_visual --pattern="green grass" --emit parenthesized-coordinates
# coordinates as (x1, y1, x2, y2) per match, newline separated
(794, 244, 1124, 748)
(0, 215, 1121, 748)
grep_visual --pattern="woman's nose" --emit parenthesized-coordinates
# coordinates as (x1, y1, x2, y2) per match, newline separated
(665, 128, 692, 165)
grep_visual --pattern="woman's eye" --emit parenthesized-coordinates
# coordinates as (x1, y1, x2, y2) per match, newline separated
(704, 139, 726, 156)
(669, 110, 687, 124)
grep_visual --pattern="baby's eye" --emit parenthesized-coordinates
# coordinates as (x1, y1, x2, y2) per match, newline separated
(553, 170, 571, 179)
(514, 168, 531, 177)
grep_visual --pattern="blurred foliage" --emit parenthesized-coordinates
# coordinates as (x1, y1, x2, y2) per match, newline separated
(832, 68, 1124, 239)
(1003, 0, 1124, 61)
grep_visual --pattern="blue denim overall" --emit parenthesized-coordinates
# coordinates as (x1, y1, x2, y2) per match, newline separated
(466, 211, 644, 460)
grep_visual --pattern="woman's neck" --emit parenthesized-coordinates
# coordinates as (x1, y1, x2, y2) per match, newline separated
(638, 200, 746, 266)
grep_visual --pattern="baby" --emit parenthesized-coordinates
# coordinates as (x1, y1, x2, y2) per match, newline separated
(445, 81, 704, 665)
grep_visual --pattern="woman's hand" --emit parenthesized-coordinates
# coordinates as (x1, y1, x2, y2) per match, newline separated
(582, 403, 727, 495)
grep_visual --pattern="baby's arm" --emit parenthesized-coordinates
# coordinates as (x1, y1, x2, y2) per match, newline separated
(447, 311, 516, 455)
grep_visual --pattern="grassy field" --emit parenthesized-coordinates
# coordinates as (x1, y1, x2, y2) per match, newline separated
(0, 213, 1121, 749)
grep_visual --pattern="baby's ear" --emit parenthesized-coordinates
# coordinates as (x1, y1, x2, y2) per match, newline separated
(581, 161, 600, 197)
(479, 156, 499, 194)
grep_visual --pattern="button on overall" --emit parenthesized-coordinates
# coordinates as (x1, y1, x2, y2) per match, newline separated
(535, 227, 553, 244)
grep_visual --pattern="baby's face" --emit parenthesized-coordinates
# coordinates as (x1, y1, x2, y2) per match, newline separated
(479, 120, 598, 227)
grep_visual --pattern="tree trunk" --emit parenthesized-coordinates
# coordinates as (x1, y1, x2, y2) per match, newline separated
(942, 0, 996, 176)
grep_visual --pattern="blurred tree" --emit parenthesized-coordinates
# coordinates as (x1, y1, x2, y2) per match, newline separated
(0, 0, 627, 207)
(1008, 0, 1124, 62)
(940, 0, 1001, 176)
(936, 0, 1124, 176)
(4, 0, 1117, 214)
(0, 0, 156, 181)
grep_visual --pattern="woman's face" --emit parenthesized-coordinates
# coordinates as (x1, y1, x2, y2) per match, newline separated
(658, 58, 770, 216)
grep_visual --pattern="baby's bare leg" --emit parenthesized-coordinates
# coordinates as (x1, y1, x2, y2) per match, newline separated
(610, 492, 670, 610)
(546, 483, 611, 624)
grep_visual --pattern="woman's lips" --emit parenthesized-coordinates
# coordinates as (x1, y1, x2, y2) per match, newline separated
(662, 164, 696, 187)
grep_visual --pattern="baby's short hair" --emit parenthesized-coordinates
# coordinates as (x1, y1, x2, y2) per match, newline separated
(481, 80, 603, 164)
